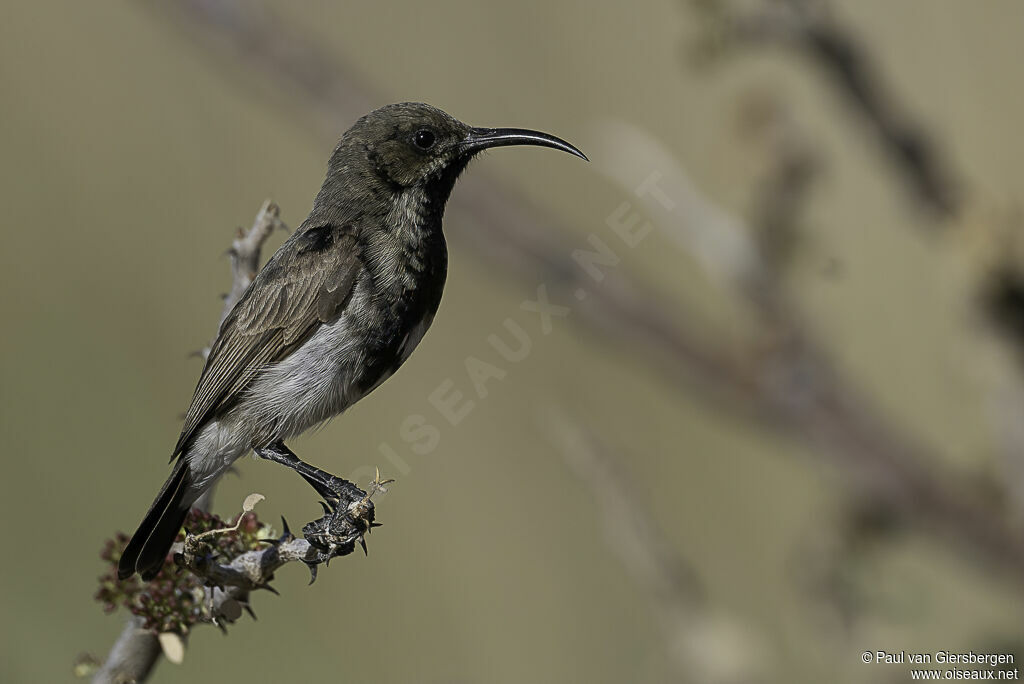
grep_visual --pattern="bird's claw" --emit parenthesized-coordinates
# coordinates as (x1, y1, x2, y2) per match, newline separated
(256, 442, 393, 576)
(297, 466, 394, 571)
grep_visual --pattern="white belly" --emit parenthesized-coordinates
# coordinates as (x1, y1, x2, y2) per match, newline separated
(186, 306, 435, 490)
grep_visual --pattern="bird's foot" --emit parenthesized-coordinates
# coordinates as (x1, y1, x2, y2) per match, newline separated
(254, 442, 393, 582)
(302, 467, 391, 566)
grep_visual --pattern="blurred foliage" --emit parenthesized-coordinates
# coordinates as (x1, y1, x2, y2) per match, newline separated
(95, 512, 267, 635)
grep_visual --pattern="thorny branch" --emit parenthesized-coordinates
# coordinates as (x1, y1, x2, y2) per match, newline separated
(90, 201, 380, 684)
(92, 203, 280, 684)
(178, 471, 388, 593)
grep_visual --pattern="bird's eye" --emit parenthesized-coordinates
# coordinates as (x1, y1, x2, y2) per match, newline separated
(413, 129, 436, 150)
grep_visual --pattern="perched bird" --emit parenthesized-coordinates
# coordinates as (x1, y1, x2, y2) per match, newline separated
(118, 102, 587, 580)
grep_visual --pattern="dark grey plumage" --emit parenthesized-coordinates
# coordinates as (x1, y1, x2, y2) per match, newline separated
(118, 102, 586, 580)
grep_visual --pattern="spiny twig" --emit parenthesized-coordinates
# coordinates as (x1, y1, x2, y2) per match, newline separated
(92, 201, 281, 684)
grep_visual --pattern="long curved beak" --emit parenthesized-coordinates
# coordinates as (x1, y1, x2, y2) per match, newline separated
(462, 127, 588, 161)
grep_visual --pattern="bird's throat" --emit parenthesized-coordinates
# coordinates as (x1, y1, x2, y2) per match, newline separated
(386, 186, 434, 241)
(364, 186, 448, 296)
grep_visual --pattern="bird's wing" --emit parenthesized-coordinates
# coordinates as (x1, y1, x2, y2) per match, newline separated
(172, 223, 362, 458)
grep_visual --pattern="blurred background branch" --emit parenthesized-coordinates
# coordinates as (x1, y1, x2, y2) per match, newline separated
(594, 115, 1024, 583)
(548, 411, 767, 684)
(689, 0, 962, 219)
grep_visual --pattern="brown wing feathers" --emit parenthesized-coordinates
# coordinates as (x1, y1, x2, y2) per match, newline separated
(172, 226, 360, 458)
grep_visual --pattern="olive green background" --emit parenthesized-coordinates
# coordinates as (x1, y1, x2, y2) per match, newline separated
(2, 1, 1024, 682)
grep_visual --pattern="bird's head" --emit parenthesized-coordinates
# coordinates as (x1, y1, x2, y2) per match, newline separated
(323, 102, 586, 213)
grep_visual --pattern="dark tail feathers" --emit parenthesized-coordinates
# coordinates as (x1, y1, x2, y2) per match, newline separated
(117, 459, 192, 581)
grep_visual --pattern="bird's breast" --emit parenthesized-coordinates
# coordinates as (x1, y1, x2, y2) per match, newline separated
(353, 244, 446, 395)
(241, 276, 441, 443)
(241, 216, 448, 440)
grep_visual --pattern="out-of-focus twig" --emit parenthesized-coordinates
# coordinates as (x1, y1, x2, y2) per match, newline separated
(738, 90, 821, 278)
(690, 0, 961, 219)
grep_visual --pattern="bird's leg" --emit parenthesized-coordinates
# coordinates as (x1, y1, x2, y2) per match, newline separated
(254, 440, 384, 572)
(254, 440, 355, 510)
